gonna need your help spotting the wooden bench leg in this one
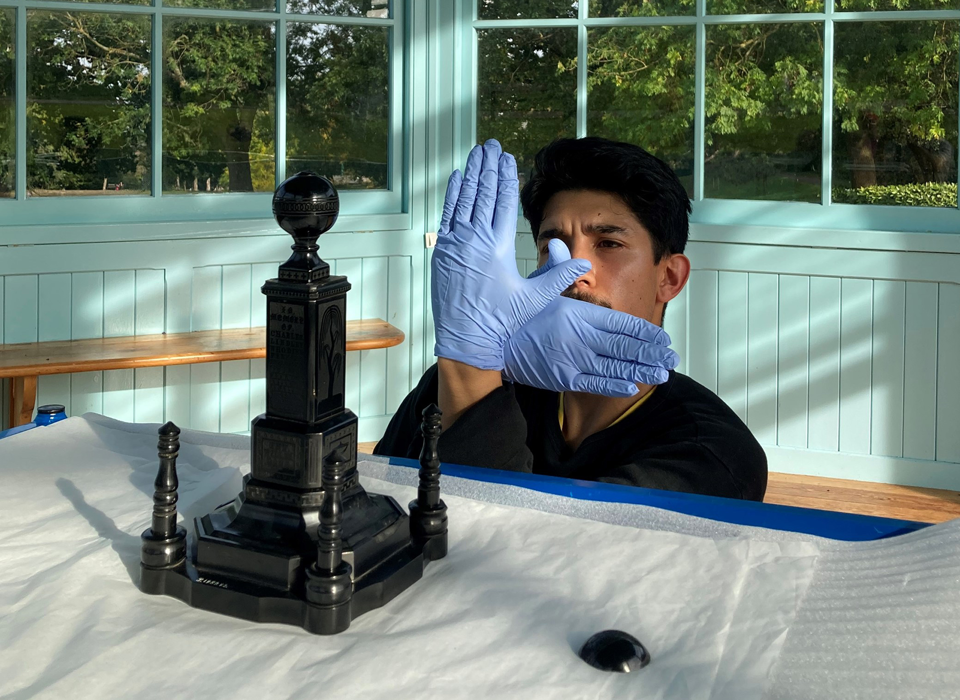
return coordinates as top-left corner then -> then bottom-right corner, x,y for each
10,376 -> 38,428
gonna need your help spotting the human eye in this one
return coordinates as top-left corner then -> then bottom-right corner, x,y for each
598,239 -> 623,249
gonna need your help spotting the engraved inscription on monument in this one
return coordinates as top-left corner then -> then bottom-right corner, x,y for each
267,302 -> 307,418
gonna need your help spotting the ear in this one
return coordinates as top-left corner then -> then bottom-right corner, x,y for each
656,254 -> 690,305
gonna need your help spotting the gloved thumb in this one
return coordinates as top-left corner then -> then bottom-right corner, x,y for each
526,257 -> 592,314
528,238 -> 571,279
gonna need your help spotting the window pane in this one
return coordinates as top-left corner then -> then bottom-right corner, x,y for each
833,21 -> 958,207
1,9 -> 13,198
287,24 -> 389,189
168,0 -> 275,13
708,0 -> 824,14
704,23 -> 822,202
838,0 -> 958,11
287,0 -> 391,17
587,26 -> 695,196
27,12 -> 151,197
478,0 -> 579,20
591,0 -> 694,17
163,19 -> 275,194
477,28 -> 577,185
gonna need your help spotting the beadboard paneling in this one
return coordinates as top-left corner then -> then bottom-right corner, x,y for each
0,236 -> 424,443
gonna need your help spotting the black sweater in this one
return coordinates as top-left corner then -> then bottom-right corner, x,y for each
375,364 -> 767,501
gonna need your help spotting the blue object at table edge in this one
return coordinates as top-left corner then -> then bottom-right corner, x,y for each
0,404 -> 67,440
385,455 -> 930,542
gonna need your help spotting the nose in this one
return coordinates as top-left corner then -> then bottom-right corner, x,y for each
567,238 -> 597,288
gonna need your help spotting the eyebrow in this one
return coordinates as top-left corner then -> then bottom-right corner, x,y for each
537,223 -> 629,241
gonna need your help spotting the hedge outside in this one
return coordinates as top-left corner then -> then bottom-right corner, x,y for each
833,183 -> 958,208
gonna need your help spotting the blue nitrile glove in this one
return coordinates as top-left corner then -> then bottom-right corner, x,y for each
431,140 -> 593,370
502,239 -> 680,396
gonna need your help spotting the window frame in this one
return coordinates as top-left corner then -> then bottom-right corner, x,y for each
464,0 -> 960,234
0,0 -> 407,237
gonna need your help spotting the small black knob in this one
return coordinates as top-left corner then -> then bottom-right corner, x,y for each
578,630 -> 650,673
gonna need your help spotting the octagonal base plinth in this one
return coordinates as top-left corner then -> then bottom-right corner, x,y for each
140,541 -> 427,635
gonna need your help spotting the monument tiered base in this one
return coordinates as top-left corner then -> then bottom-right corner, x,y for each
140,546 -> 428,635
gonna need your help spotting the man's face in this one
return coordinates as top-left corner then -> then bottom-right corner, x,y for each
536,189 -> 667,325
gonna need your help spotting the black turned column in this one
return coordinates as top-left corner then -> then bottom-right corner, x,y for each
304,449 -> 353,633
409,404 -> 448,560
140,422 -> 188,570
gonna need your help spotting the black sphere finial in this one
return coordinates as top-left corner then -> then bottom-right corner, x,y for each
272,171 -> 340,247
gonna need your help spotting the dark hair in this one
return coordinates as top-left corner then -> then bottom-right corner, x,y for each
520,137 -> 691,263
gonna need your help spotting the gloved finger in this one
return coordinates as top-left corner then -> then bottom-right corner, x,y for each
589,329 -> 679,366
593,356 -> 671,386
571,374 -> 639,398
454,144 -> 483,224
528,238 -> 570,279
526,258 -> 592,316
439,169 -> 462,237
492,150 -> 519,240
472,139 -> 502,230
577,303 -> 671,346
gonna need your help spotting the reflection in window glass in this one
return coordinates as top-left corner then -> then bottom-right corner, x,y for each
478,0 -> 578,20
705,23 -> 822,202
1,10 -> 13,198
287,0 -> 391,17
838,0 -> 958,11
833,21 -> 958,207
587,26 -> 695,196
27,12 -> 151,196
167,0 -> 275,13
477,28 -> 577,185
591,0 -> 694,17
163,19 -> 275,194
707,0 -> 823,14
287,24 -> 389,189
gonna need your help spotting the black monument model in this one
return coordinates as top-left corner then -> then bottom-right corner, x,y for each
139,172 -> 448,635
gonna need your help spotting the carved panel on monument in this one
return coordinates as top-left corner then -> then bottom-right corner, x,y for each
316,301 -> 346,419
255,431 -> 303,484
323,425 -> 357,473
267,302 -> 307,419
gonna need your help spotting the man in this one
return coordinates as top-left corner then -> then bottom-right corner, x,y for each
375,137 -> 767,501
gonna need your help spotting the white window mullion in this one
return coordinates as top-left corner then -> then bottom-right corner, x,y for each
821,0 -> 834,206
151,0 -> 162,198
693,0 -> 706,202
275,0 -> 287,188
14,4 -> 25,200
576,5 -> 586,139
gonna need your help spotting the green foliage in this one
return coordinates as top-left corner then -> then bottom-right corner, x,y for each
477,24 -> 578,182
0,9 -> 13,196
286,23 -> 390,188
833,182 -> 958,207
585,24 -> 696,184
25,12 -> 151,194
162,17 -> 275,192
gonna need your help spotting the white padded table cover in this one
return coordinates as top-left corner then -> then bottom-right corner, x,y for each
0,414 -> 958,700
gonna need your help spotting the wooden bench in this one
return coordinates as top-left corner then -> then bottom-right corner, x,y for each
1,319 -> 404,428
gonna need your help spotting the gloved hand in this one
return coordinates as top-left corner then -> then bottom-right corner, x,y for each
431,140 -> 592,370
502,239 -> 680,396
